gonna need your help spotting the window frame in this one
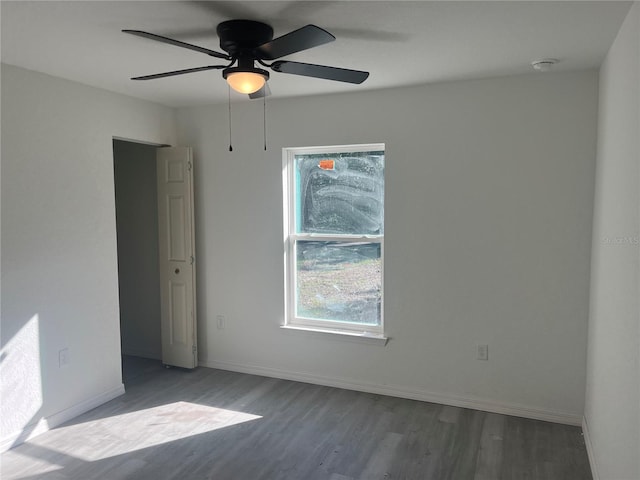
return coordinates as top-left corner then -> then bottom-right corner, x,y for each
283,144 -> 385,336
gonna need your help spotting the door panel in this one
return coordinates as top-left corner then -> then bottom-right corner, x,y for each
170,281 -> 187,344
168,195 -> 186,260
157,146 -> 197,368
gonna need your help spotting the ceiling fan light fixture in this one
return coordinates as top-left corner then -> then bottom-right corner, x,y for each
125,21 -> 369,100
223,67 -> 270,94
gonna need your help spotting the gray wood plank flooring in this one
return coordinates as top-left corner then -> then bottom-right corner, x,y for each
1,356 -> 592,480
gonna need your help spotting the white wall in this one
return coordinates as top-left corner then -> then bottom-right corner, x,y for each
113,140 -> 162,360
177,71 -> 598,424
0,65 -> 176,450
584,3 -> 640,480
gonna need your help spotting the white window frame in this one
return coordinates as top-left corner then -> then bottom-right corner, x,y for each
283,144 -> 385,337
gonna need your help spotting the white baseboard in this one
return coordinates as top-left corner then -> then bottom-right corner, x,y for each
1,383 -> 125,453
199,359 -> 582,426
582,416 -> 599,480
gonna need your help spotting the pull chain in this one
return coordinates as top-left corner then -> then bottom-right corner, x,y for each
228,84 -> 233,152
263,89 -> 267,151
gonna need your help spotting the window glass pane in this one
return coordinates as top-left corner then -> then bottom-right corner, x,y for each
296,241 -> 381,325
295,151 -> 384,235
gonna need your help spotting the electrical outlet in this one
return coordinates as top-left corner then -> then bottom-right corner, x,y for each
59,348 -> 69,367
477,344 -> 489,361
216,315 -> 226,330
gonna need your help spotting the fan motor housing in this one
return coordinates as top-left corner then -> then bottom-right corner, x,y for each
217,20 -> 274,55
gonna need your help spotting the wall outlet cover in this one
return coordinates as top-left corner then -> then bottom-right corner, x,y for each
477,344 -> 489,361
59,348 -> 70,367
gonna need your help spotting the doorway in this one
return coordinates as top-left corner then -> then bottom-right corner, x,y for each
113,139 -> 162,371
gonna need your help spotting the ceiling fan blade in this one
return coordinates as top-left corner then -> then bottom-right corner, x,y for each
131,65 -> 225,80
271,61 -> 369,84
123,30 -> 230,60
256,25 -> 334,60
248,83 -> 272,100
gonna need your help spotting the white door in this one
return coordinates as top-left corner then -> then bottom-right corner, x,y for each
156,146 -> 197,368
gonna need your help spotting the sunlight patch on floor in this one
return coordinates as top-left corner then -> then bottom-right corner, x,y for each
28,401 -> 262,462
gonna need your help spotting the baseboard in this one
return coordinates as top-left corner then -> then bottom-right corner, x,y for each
1,383 -> 125,453
199,359 -> 582,426
582,416 -> 599,480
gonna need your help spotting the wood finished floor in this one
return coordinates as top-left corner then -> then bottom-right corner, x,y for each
2,356 -> 592,480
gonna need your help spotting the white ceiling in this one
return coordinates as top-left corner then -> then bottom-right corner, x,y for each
1,1 -> 632,108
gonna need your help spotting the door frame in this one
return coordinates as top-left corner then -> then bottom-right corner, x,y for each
112,137 -> 173,375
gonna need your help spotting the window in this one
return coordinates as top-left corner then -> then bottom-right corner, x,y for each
283,144 -> 385,337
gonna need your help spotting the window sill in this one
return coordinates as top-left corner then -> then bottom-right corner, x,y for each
280,325 -> 389,346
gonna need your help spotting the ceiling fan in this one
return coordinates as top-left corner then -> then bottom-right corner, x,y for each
123,20 -> 370,98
